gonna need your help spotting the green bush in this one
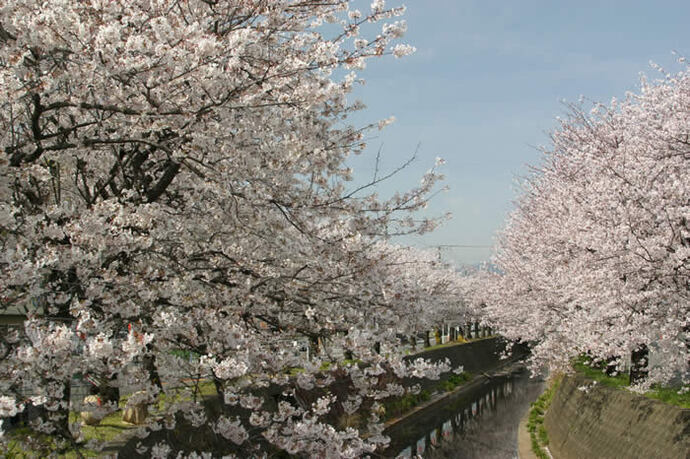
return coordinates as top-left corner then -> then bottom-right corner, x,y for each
384,389 -> 432,419
440,372 -> 472,392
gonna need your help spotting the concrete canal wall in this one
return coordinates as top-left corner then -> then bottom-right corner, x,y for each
404,337 -> 528,392
544,374 -> 690,459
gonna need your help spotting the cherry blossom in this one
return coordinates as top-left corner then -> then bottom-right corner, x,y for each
481,65 -> 690,387
0,1 -> 468,455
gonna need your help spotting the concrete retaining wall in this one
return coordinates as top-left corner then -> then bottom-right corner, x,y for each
403,337 -> 528,392
544,374 -> 690,459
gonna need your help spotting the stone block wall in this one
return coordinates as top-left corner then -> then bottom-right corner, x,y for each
544,374 -> 690,459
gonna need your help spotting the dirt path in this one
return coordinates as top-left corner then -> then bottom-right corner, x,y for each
517,411 -> 538,459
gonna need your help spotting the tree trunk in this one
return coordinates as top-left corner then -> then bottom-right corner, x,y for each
604,356 -> 619,377
98,373 -> 120,406
143,351 -> 163,390
629,344 -> 649,385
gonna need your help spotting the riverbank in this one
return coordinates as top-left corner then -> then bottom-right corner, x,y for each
382,337 -> 540,457
383,363 -> 544,458
383,336 -> 528,428
401,337 -> 529,394
384,358 -> 527,430
543,373 -> 690,458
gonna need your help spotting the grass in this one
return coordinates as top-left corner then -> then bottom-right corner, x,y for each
72,410 -> 132,444
527,374 -> 562,459
644,385 -> 690,409
159,378 -> 218,405
572,356 -> 690,409
3,427 -> 102,459
3,379 -> 221,458
4,404 -> 133,458
286,358 -> 363,376
572,357 -> 629,389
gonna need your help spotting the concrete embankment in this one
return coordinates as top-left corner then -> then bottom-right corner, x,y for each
544,374 -> 690,459
404,337 -> 528,393
384,337 -> 530,435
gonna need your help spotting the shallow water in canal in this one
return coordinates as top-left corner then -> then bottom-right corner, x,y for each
384,367 -> 545,458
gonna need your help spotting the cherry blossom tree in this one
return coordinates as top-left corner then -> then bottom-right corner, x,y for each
0,0 -> 467,456
482,65 -> 690,387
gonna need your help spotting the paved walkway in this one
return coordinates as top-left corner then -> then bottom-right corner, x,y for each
517,411 -> 538,459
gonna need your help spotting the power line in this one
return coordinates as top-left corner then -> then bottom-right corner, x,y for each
428,244 -> 493,249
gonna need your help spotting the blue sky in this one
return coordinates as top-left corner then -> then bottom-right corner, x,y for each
344,0 -> 690,267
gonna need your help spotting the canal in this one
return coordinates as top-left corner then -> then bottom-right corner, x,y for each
383,366 -> 545,458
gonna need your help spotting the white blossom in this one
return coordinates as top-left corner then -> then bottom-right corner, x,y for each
151,441 -> 172,459
392,44 -> 416,58
478,64 -> 690,385
0,0 -> 466,455
371,0 -> 386,14
212,358 -> 249,380
0,396 -> 22,418
213,416 -> 248,445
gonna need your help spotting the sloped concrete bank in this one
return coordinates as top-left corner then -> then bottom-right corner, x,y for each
544,374 -> 690,459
